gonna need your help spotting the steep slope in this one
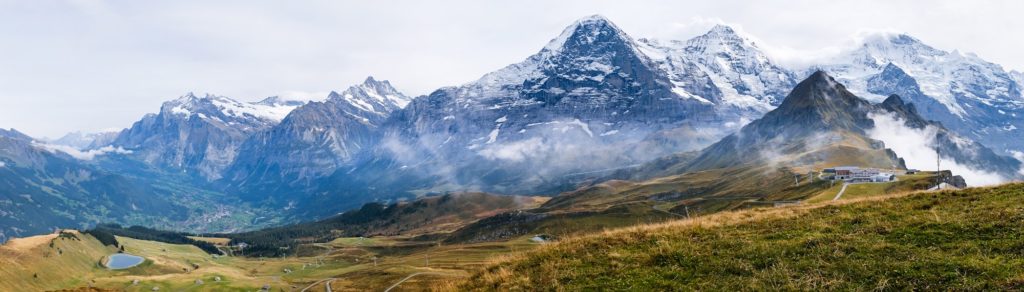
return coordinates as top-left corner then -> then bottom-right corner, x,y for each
1011,70 -> 1024,89
109,93 -> 303,180
0,130 -> 185,242
820,33 -> 1024,155
445,73 -> 901,243
458,183 -> 1024,290
677,71 -> 1018,183
0,231 -> 116,291
309,16 -> 737,214
685,71 -> 901,172
223,77 -> 411,202
537,71 -> 1019,228
220,192 -> 546,257
872,94 -> 1021,182
639,24 -> 797,113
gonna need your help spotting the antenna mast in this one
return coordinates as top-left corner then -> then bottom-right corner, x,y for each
936,146 -> 941,189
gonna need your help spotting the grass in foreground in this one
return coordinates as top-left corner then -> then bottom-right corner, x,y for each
458,183 -> 1024,291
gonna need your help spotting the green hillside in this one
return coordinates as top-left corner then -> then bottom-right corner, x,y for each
458,183 -> 1024,290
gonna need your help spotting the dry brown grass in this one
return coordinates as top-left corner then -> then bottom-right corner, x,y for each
451,183 -> 1017,290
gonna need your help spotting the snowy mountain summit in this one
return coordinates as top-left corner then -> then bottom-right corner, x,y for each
108,93 -> 304,179
821,32 -> 1024,154
222,77 -> 411,197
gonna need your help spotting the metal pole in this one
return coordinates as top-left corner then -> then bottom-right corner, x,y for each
936,146 -> 941,189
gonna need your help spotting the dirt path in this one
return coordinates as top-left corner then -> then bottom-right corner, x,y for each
832,182 -> 850,201
300,277 -> 336,292
384,272 -> 445,292
299,244 -> 337,292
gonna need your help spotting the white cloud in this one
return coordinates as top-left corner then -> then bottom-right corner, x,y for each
33,142 -> 132,161
867,112 -> 1007,186
478,137 -> 546,162
1010,151 -> 1024,176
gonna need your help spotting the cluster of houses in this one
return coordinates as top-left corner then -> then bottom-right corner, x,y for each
823,166 -> 896,183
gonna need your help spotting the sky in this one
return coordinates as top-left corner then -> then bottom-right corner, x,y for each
2,0 -> 1023,138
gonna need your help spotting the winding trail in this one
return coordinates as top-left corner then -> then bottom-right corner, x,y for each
299,278 -> 336,292
299,244 -> 338,292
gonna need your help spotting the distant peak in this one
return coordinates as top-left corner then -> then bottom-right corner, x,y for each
879,62 -> 909,75
880,94 -> 920,116
255,96 -> 307,107
327,91 -> 341,99
807,70 -> 834,82
578,14 -> 611,24
708,24 -> 737,35
686,23 -> 757,50
859,32 -> 931,50
543,14 -> 632,54
776,70 -> 853,108
358,76 -> 399,92
882,94 -> 906,106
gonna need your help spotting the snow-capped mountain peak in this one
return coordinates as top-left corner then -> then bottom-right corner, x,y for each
639,24 -> 795,110
465,14 -> 659,103
683,24 -> 767,60
255,96 -> 308,107
692,24 -> 751,47
541,14 -> 639,56
160,92 -> 300,123
819,31 -> 1024,155
327,76 -> 412,116
856,33 -> 942,57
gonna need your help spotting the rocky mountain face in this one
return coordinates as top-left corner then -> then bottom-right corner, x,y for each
684,71 -> 901,172
108,93 -> 303,180
306,16 -> 772,212
818,33 -> 1024,155
1011,70 -> 1024,89
222,77 -> 411,201
639,25 -> 796,114
682,71 -> 1021,184
0,128 -> 185,242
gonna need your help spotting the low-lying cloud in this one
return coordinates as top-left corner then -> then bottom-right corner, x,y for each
33,142 -> 132,160
867,112 -> 1007,186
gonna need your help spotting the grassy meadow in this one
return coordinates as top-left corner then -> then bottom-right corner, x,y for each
458,183 -> 1024,290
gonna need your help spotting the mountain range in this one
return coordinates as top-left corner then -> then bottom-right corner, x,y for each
2,15 -> 1023,239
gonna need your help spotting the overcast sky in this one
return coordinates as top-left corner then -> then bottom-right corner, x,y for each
2,0 -> 1022,138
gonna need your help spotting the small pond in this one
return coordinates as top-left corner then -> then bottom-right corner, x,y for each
106,253 -> 144,269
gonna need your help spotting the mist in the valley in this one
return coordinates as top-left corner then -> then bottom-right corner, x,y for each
32,142 -> 132,161
379,118 -> 735,193
867,112 -> 1008,186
